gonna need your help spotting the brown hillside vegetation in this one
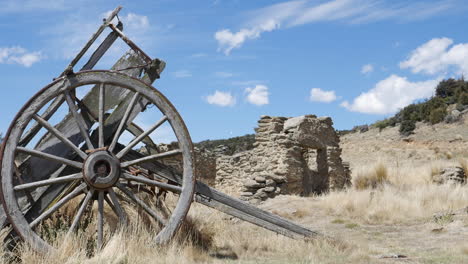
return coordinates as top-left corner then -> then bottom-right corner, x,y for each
1,116 -> 467,263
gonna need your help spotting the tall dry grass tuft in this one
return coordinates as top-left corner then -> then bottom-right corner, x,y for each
353,163 -> 389,190
459,158 -> 468,180
317,183 -> 468,224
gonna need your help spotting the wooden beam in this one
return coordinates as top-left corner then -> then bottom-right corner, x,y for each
121,148 -> 320,239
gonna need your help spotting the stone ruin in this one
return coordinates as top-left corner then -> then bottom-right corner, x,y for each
155,114 -> 351,204
215,115 -> 351,203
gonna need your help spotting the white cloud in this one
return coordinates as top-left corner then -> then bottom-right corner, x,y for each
245,85 -> 269,106
341,74 -> 440,114
400,37 -> 468,75
215,0 -> 455,54
215,20 -> 278,55
0,46 -> 43,67
309,88 -> 337,103
206,91 -> 236,107
361,64 -> 374,74
172,70 -> 192,78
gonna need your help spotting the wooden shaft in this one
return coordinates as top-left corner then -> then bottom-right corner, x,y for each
14,173 -> 82,191
61,6 -> 122,75
33,114 -> 87,159
108,188 -> 127,223
116,183 -> 167,225
109,92 -> 140,152
98,83 -> 105,148
81,22 -> 123,71
64,92 -> 95,150
16,147 -> 83,169
97,191 -> 104,250
29,184 -> 86,228
116,116 -> 167,159
20,20 -> 123,148
120,149 -> 181,168
19,95 -> 65,147
68,189 -> 94,235
122,173 -> 182,194
108,23 -> 152,63
121,148 -> 321,240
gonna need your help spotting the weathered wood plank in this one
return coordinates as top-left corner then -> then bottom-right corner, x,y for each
81,22 -> 123,71
18,22 -> 124,149
121,148 -> 320,239
61,6 -> 122,76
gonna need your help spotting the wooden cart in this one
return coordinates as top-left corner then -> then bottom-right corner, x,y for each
0,6 -> 320,254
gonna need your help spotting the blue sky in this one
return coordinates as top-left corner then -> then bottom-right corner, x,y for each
1,0 -> 468,143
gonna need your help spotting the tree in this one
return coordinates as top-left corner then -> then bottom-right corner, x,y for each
399,120 -> 416,136
0,133 -> 3,144
435,78 -> 461,98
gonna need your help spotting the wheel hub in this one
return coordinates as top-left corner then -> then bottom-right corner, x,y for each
83,150 -> 121,189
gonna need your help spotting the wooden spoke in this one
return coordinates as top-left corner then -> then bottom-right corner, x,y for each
19,95 -> 65,147
108,188 -> 127,223
16,147 -> 83,169
116,116 -> 168,159
29,184 -> 86,228
98,83 -> 105,148
104,195 -> 118,217
14,173 -> 82,191
97,191 -> 104,250
68,189 -> 95,235
64,91 -> 94,150
120,149 -> 181,168
122,173 -> 181,194
108,92 -> 140,152
33,114 -> 87,159
116,183 -> 167,226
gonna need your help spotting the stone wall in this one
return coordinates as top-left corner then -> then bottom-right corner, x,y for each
153,114 -> 351,203
214,115 -> 351,203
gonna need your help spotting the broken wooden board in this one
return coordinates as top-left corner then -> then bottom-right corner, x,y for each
120,147 -> 320,240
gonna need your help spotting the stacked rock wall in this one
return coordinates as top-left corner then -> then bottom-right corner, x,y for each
216,115 -> 351,203
152,114 -> 351,203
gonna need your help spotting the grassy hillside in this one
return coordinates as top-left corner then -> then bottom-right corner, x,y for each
372,77 -> 468,136
194,134 -> 255,155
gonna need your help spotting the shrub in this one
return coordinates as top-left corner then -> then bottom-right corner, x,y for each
373,118 -> 397,131
429,107 -> 447,124
399,120 -> 416,136
354,163 -> 389,190
435,78 -> 460,98
459,159 -> 468,180
458,92 -> 468,106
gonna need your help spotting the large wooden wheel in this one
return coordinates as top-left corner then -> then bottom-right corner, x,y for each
0,70 -> 195,253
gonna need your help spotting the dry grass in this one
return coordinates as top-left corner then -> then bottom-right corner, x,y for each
318,161 -> 468,224
353,163 -> 389,190
0,203 -> 372,264
1,161 -> 467,263
459,158 -> 468,179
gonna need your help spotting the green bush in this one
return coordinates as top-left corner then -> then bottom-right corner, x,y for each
399,120 -> 416,136
373,118 -> 397,131
429,107 -> 447,124
435,78 -> 461,98
371,76 -> 467,135
458,92 -> 468,106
